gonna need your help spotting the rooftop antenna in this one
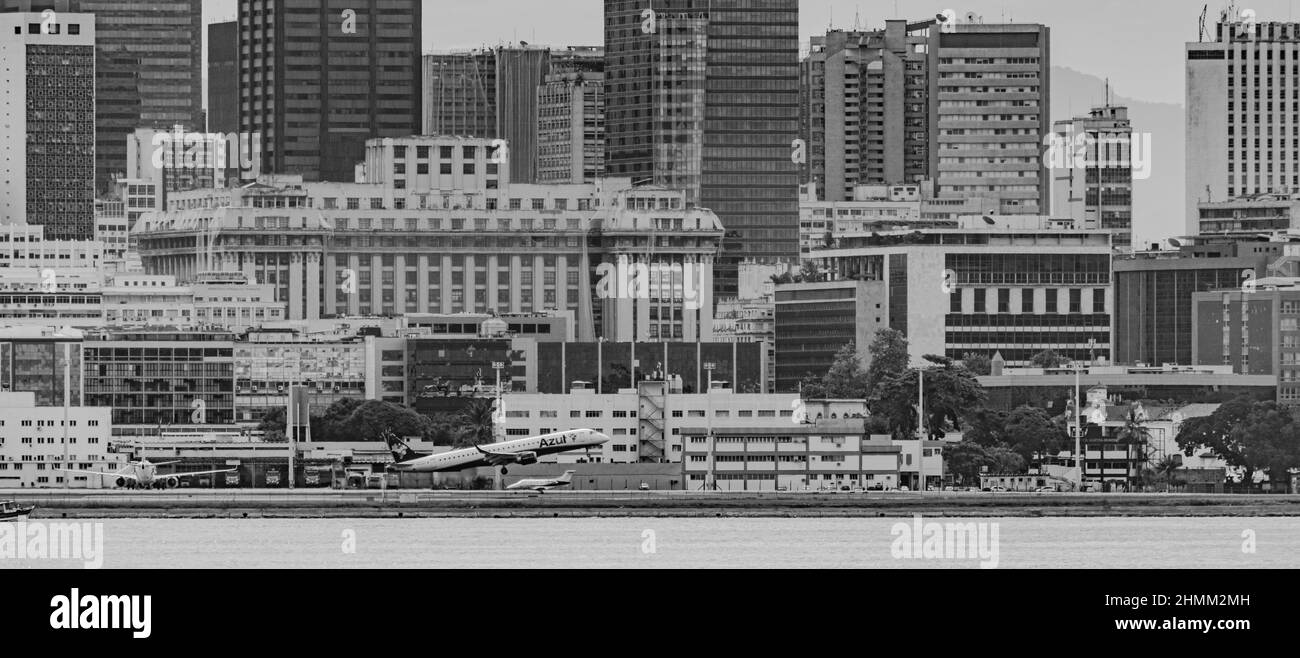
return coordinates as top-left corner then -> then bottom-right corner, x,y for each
854,5 -> 860,31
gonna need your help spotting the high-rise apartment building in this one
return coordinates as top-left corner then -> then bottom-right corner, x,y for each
802,22 -> 934,201
239,0 -> 422,183
0,12 -> 96,239
933,20 -> 1050,215
2,1 -> 203,196
605,0 -> 801,299
1186,15 -> 1300,236
1052,105 -> 1136,249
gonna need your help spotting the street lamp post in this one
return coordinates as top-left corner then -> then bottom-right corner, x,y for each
1071,361 -> 1084,491
704,361 -> 716,491
492,361 -> 505,442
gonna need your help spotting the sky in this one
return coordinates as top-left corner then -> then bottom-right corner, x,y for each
199,0 -> 1300,243
201,0 -> 1300,106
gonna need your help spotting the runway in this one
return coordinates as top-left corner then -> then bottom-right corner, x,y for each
5,488 -> 1299,518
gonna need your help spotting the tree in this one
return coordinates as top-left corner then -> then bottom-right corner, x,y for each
818,342 -> 869,399
797,373 -> 828,400
1175,397 -> 1300,488
455,398 -> 498,448
1030,349 -> 1067,368
944,441 -> 990,485
1003,405 -> 1068,465
864,328 -> 909,391
985,446 -> 1027,475
962,408 -> 1008,447
870,355 -> 987,440
961,352 -> 993,376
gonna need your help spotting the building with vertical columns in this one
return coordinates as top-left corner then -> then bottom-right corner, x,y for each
133,136 -> 722,343
537,49 -> 605,184
422,50 -> 498,138
0,12 -> 96,238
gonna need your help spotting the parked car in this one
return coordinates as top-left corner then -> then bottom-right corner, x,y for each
990,486 -> 1008,492
899,485 -> 911,492
1034,486 -> 1055,493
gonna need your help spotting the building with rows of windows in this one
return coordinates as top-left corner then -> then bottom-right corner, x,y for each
134,135 -> 723,343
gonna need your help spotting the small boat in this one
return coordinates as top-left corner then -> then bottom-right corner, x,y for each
0,500 -> 35,521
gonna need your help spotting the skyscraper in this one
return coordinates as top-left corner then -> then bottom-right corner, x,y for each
0,12 -> 96,239
1052,105 -> 1136,249
604,0 -> 801,299
932,20 -> 1050,215
802,22 -> 934,201
537,47 -> 605,184
423,49 -> 498,138
1186,14 -> 1300,236
1,0 -> 203,196
240,0 -> 422,183
207,21 -> 238,136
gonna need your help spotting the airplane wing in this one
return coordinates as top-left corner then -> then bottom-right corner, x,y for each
165,468 -> 237,479
475,445 -> 523,466
53,468 -> 136,483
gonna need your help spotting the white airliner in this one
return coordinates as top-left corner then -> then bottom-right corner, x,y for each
387,429 -> 608,475
506,470 -> 576,493
56,459 -> 236,490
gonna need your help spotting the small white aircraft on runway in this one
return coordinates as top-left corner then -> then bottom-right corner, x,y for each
56,459 -> 235,490
506,470 -> 575,493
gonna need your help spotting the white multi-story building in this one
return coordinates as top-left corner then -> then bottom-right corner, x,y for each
1186,14 -> 1300,235
0,392 -> 117,489
811,215 -> 1114,366
134,136 -> 723,342
0,224 -> 104,271
800,184 -> 924,257
500,386 -> 811,464
1052,105 -> 1135,249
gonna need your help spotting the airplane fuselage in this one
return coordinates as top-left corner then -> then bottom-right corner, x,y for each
390,430 -> 607,473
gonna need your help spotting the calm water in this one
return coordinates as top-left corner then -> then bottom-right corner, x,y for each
2,517 -> 1296,569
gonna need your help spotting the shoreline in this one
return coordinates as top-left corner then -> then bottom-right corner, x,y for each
8,490 -> 1300,519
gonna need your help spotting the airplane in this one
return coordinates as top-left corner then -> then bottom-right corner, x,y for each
386,429 -> 609,475
506,470 -> 575,493
56,459 -> 236,490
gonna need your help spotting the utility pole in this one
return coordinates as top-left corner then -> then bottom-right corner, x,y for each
915,365 -> 926,492
704,361 -> 716,491
62,340 -> 71,490
1074,363 -> 1084,491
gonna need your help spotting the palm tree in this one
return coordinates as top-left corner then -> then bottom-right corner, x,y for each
1154,455 -> 1183,491
1117,403 -> 1153,490
455,398 -> 497,448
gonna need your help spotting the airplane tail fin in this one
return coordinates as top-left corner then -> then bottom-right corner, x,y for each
383,430 -> 428,464
559,470 -> 575,483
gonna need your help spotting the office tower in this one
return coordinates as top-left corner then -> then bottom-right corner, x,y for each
240,0 -> 422,183
1187,14 -> 1300,236
2,1 -> 203,196
604,0 -> 801,299
207,21 -> 238,136
423,49 -> 498,137
538,47 -> 605,184
1052,105 -> 1136,249
933,20 -> 1051,215
0,12 -> 96,239
802,21 -> 934,201
496,47 -> 552,184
